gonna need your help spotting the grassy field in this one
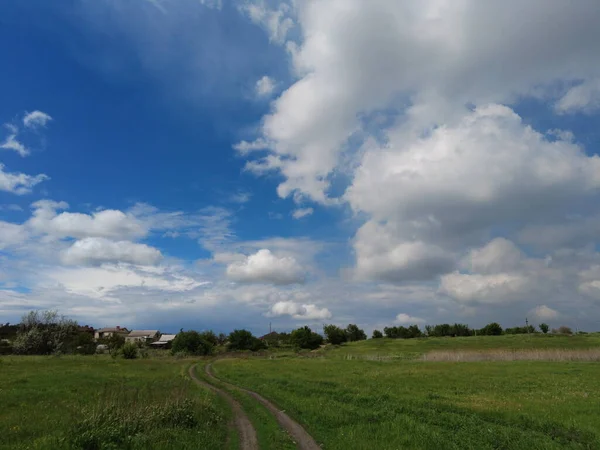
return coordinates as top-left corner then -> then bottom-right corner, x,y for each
0,356 -> 227,450
213,334 -> 600,449
3,334 -> 599,450
317,333 -> 600,360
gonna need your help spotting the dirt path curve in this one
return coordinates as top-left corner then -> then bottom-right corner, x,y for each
205,363 -> 321,450
189,365 -> 258,450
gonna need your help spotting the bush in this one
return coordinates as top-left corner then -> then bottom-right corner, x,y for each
121,342 -> 138,359
171,330 -> 215,356
345,324 -> 367,342
539,323 -> 549,334
372,330 -> 383,339
227,329 -> 266,352
290,326 -> 323,350
557,326 -> 573,335
323,324 -> 347,345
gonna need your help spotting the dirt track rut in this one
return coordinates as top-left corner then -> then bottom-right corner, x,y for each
189,365 -> 258,450
205,363 -> 321,450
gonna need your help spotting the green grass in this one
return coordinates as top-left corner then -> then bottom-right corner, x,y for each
213,354 -> 600,449
193,365 -> 296,450
318,333 -> 600,360
0,356 -> 227,450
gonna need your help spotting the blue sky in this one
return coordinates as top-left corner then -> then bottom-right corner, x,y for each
2,0 -> 600,334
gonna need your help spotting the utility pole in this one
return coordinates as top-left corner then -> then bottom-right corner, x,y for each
525,317 -> 530,335
269,322 -> 272,334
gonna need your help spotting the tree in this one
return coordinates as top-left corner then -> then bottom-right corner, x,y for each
479,322 -> 503,336
227,329 -> 266,352
12,310 -> 79,355
372,330 -> 383,339
539,323 -> 549,334
345,324 -> 367,342
217,333 -> 228,345
323,324 -> 347,345
104,333 -> 126,355
290,326 -> 324,350
171,330 -> 214,355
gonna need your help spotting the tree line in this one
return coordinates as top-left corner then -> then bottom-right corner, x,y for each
1,309 -> 580,357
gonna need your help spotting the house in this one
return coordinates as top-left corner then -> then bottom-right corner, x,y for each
94,326 -> 130,340
150,334 -> 177,349
126,330 -> 160,343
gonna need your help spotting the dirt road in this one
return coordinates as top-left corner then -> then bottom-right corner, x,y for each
188,365 -> 259,450
205,363 -> 321,450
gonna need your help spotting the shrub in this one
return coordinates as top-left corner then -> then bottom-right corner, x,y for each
121,342 -> 138,359
539,323 -> 549,334
345,324 -> 367,342
290,326 -> 324,350
171,330 -> 215,356
323,324 -> 347,345
557,326 -> 573,335
227,329 -> 265,352
372,330 -> 383,339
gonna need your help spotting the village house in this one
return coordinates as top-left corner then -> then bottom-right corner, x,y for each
126,330 -> 160,343
150,334 -> 177,349
94,326 -> 130,340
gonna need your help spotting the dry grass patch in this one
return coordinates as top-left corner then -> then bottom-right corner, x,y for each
421,348 -> 600,362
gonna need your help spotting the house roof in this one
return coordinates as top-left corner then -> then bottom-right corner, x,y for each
97,327 -> 129,333
128,330 -> 159,338
157,334 -> 176,342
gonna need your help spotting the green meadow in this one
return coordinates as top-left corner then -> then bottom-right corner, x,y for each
0,356 -> 227,450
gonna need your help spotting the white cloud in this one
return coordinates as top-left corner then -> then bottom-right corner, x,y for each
440,272 -> 530,305
226,248 -> 305,284
353,221 -> 454,282
198,0 -> 222,10
229,191 -> 252,204
267,300 -> 332,320
463,238 -> 524,274
0,221 -> 29,250
241,1 -> 600,204
530,305 -> 560,321
28,201 -> 147,240
23,110 -> 53,129
255,75 -> 276,97
395,313 -> 425,325
0,163 -> 48,195
555,79 -> 600,114
239,0 -> 294,44
43,263 -> 207,301
0,133 -> 29,157
61,238 -> 163,266
233,138 -> 270,154
292,207 -> 313,219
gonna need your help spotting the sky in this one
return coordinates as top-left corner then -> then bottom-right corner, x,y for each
1,0 -> 600,334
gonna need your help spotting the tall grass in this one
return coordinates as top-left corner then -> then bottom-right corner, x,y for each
422,348 -> 600,362
67,380 -> 220,449
0,357 -> 227,450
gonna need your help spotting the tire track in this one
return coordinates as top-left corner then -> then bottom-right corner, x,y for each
189,364 -> 258,450
205,363 -> 321,450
